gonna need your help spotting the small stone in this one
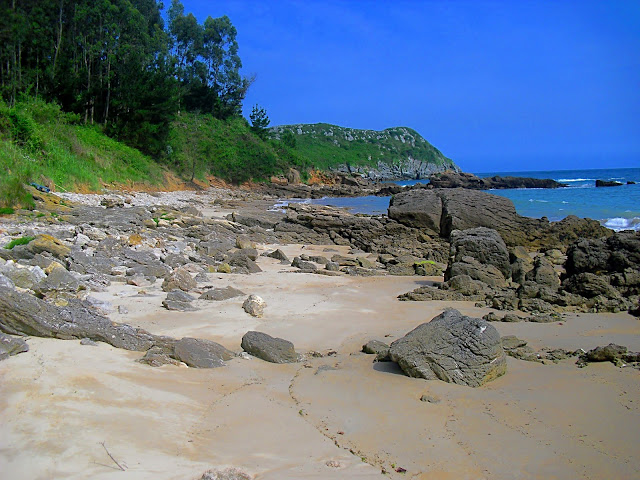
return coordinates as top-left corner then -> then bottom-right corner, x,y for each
243,294 -> 266,317
420,394 -> 441,404
80,338 -> 98,346
217,263 -> 232,274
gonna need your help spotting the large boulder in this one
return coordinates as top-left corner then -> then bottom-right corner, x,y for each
447,227 -> 510,279
173,337 -> 235,368
389,309 -> 507,387
388,189 -> 442,235
241,331 -> 298,364
565,231 -> 640,276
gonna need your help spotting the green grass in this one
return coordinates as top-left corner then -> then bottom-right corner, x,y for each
0,207 -> 15,215
0,97 -> 167,206
167,113 -> 310,183
4,236 -> 34,249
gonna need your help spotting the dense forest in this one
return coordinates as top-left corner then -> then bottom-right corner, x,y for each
0,0 -> 250,156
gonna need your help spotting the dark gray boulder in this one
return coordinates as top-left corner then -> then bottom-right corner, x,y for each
446,256 -> 507,288
0,332 -> 29,360
447,227 -> 510,279
35,265 -> 83,295
241,331 -> 298,364
388,309 -> 507,387
174,337 -> 235,368
199,286 -> 245,301
388,189 -> 442,235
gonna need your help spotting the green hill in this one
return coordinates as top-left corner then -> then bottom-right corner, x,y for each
271,123 -> 460,180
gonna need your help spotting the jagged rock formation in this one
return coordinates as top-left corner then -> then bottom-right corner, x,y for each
270,123 -> 460,180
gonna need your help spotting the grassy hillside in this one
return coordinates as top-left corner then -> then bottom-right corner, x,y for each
270,123 -> 458,173
166,113 -> 309,184
0,98 -> 167,207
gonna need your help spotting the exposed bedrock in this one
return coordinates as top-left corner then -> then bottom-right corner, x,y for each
388,188 -> 611,248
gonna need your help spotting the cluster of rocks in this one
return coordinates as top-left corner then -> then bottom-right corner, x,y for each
399,225 -> 639,315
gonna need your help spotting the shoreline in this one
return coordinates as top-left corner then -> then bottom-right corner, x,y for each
1,184 -> 639,479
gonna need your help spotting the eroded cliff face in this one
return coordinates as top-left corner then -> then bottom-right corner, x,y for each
270,123 -> 461,180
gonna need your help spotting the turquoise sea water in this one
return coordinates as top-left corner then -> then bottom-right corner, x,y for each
292,167 -> 640,231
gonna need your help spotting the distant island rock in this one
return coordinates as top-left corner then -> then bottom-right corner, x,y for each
428,171 -> 567,189
270,123 -> 460,181
595,179 -> 623,187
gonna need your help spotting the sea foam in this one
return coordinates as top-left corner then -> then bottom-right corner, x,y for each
604,217 -> 640,231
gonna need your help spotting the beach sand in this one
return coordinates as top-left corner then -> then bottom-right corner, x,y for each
1,244 -> 639,479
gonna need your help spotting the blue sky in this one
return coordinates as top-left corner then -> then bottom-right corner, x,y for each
179,0 -> 639,173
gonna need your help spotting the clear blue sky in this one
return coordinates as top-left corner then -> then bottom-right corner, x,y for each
179,0 -> 639,173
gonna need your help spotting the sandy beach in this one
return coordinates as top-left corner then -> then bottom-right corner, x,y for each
2,233 -> 639,480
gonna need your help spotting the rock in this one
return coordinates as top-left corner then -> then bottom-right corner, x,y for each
325,262 -> 340,272
388,189 -> 442,235
1,264 -> 43,290
330,254 -> 358,266
228,253 -> 262,274
161,266 -> 196,292
501,335 -> 528,350
162,290 -> 197,311
414,260 -> 442,276
198,468 -> 252,480
446,274 -> 490,296
101,196 -> 125,207
583,344 -> 627,364
447,227 -> 511,279
27,234 -> 71,260
236,248 -> 259,261
292,256 -> 317,271
80,338 -> 98,346
35,265 -> 82,295
388,309 -> 507,387
137,346 -> 181,367
235,236 -> 256,250
199,286 -> 245,301
173,337 -> 234,368
428,171 -> 566,190
0,285 -> 173,351
243,294 -> 266,317
0,273 -> 15,289
525,256 -> 559,288
420,394 -> 441,404
362,339 -> 390,361
241,331 -> 298,363
0,332 -> 29,360
446,256 -> 507,288
217,263 -> 232,273
309,255 -> 329,264
265,248 -> 290,263
287,168 -> 302,184
562,272 -> 620,299
595,179 -> 623,187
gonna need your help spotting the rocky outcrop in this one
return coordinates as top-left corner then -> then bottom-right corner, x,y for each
428,171 -> 566,189
388,309 -> 506,387
0,285 -> 174,352
446,228 -> 511,279
595,180 -> 623,187
388,188 -> 611,249
241,331 -> 298,364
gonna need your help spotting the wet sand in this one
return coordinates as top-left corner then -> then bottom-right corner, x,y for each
1,244 -> 639,479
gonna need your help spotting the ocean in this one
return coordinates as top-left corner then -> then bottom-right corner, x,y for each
292,167 -> 640,232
